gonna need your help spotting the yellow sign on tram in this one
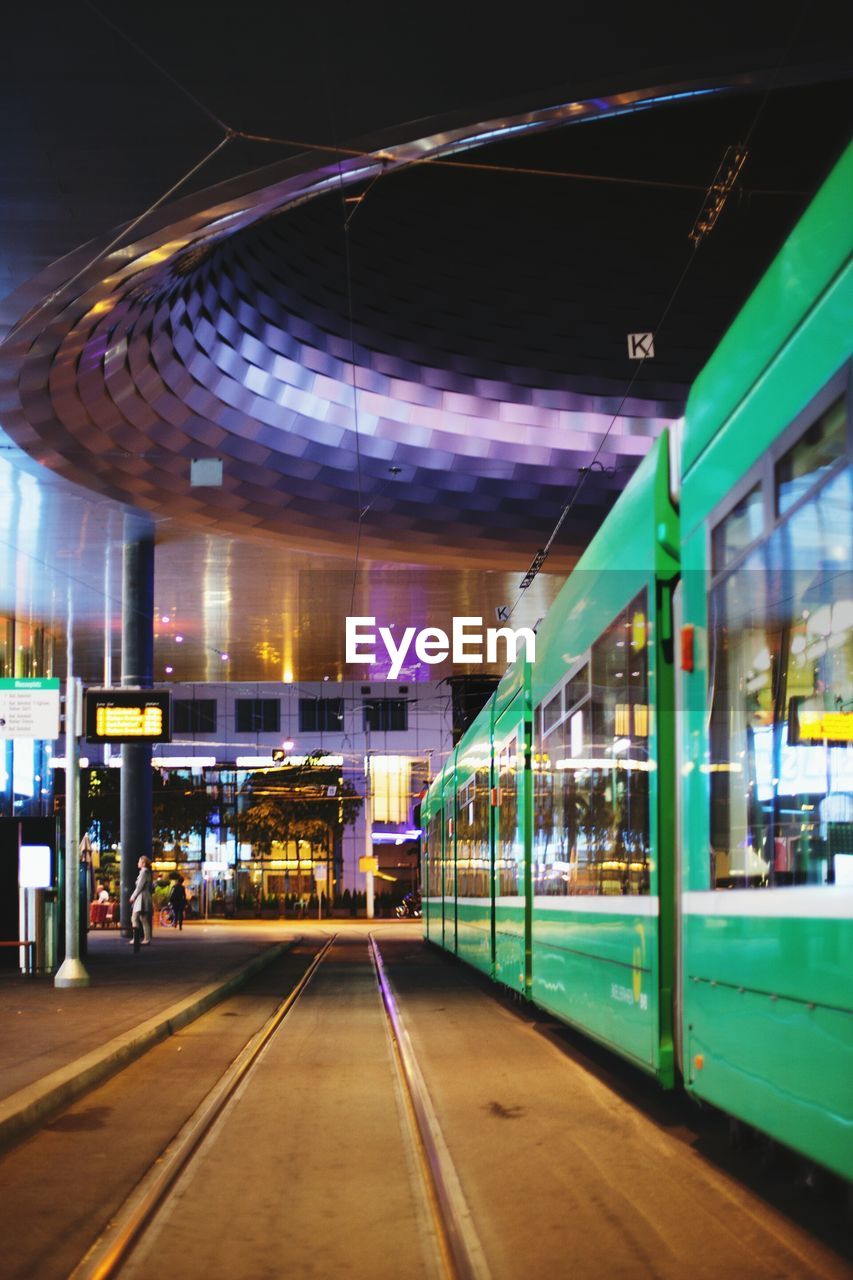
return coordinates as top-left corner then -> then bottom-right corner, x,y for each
798,711 -> 853,745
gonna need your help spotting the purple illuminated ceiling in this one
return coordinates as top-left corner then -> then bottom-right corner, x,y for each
0,82 -> 742,572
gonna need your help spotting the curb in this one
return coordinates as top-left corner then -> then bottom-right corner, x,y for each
0,940 -> 290,1153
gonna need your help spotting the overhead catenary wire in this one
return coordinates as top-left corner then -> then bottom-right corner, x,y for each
229,127 -> 803,196
505,35 -> 806,617
6,135 -> 233,342
83,0 -> 229,132
504,250 -> 697,619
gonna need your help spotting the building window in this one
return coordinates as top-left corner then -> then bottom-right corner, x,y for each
172,700 -> 217,733
711,483 -> 764,572
364,698 -> 408,732
369,755 -> 411,822
299,698 -> 344,733
235,699 -> 281,733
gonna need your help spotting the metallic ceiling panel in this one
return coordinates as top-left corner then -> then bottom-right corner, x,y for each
5,80 -> 758,574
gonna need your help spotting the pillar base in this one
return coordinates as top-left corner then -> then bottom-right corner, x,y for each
54,958 -> 90,988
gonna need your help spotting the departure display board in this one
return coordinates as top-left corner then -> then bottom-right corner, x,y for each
85,689 -> 171,743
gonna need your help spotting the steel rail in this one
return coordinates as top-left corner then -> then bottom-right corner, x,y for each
69,933 -> 337,1280
369,933 -> 492,1280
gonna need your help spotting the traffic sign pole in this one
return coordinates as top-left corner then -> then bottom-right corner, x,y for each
55,676 -> 89,988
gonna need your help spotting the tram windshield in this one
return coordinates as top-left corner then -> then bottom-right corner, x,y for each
709,403 -> 853,890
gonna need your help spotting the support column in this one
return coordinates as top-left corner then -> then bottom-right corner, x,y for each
55,675 -> 89,987
120,519 -> 154,935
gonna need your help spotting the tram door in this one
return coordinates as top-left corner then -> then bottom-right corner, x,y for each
424,791 -> 443,947
493,696 -> 531,994
444,751 -> 458,953
671,579 -> 685,1080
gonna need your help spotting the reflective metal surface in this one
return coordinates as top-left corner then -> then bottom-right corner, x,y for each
0,426 -> 558,683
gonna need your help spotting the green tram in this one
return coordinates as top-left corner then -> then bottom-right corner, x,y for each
422,141 -> 852,1181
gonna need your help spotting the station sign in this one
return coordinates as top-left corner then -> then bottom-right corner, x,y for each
0,678 -> 61,740
359,856 -> 378,874
85,688 -> 172,743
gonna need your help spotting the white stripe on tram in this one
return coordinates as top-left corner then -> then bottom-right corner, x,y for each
682,888 -> 853,920
533,895 -> 660,916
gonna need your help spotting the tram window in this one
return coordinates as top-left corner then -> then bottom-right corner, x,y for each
565,663 -> 589,713
776,397 -> 846,516
456,769 -> 490,897
533,593 -> 650,896
543,691 -> 562,735
712,484 -> 764,572
426,807 -> 443,899
708,464 -> 853,889
497,739 -> 519,895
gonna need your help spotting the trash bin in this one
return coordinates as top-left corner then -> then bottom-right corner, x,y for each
34,888 -> 58,974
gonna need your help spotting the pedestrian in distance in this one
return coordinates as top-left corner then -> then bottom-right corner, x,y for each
169,874 -> 187,930
129,856 -> 154,950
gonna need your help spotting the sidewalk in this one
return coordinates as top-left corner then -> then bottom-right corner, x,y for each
0,921 -> 293,1147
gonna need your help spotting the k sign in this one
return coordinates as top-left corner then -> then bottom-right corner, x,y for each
627,332 -> 655,359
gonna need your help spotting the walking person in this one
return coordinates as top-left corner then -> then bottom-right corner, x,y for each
169,874 -> 187,930
129,856 -> 154,950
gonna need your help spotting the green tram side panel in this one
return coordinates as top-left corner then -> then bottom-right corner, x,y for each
529,433 -> 678,1081
533,904 -> 659,1070
455,703 -> 494,978
684,914 -> 852,1182
494,676 -> 531,996
682,141 -> 853,486
678,146 -> 853,1178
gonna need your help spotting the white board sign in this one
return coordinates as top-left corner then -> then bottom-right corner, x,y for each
0,678 -> 61,740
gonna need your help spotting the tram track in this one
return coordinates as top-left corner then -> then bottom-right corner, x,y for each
369,934 -> 490,1280
69,934 -> 337,1280
66,932 -> 490,1280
